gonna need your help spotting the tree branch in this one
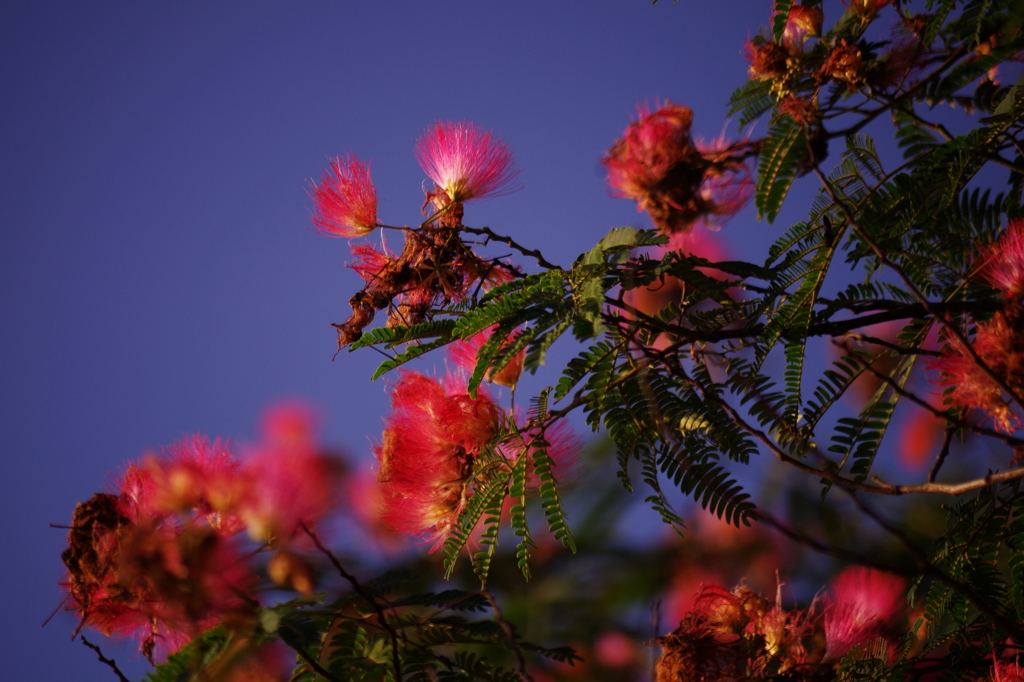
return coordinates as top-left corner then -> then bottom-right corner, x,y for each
462,226 -> 562,270
300,523 -> 403,682
80,636 -> 131,682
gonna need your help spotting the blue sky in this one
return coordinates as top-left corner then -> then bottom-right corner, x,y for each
0,1 -> 815,678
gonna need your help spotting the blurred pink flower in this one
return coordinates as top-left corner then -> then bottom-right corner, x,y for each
602,102 -> 752,235
240,403 -> 341,546
992,657 -> 1024,682
895,399 -> 947,471
63,492 -> 256,663
310,153 -> 378,237
930,313 -> 1023,434
415,120 -> 520,206
123,436 -> 246,535
782,5 -> 823,49
823,567 -> 905,660
594,630 -> 637,668
979,219 -> 1024,301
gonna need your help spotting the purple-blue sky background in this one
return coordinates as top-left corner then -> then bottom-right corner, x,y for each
0,1 -> 894,678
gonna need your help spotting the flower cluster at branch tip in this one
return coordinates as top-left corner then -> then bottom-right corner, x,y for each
602,102 -> 753,236
930,220 -> 1024,433
416,120 -> 520,215
655,568 -> 906,681
375,370 -> 580,551
310,153 -> 378,237
61,406 -> 341,662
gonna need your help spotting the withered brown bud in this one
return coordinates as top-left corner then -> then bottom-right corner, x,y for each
818,39 -> 865,89
779,96 -> 820,125
749,42 -> 790,81
901,13 -> 931,39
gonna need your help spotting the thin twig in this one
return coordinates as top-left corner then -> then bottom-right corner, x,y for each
461,226 -> 562,270
300,523 -> 403,682
755,510 -> 915,576
644,345 -> 1024,496
482,589 -> 534,682
813,166 -> 1024,412
836,339 -> 1024,448
604,294 -> 1001,344
928,416 -> 960,483
845,490 -> 1024,642
80,636 -> 131,682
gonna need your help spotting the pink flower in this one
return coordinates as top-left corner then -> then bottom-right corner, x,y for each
375,371 -> 502,550
782,5 -> 823,49
602,102 -> 753,235
823,567 -> 905,660
123,436 -> 246,535
310,153 -> 378,237
63,491 -> 257,663
349,240 -> 394,283
930,313 -> 1024,433
979,219 -> 1024,301
991,657 -> 1024,682
239,403 -> 341,546
415,120 -> 520,206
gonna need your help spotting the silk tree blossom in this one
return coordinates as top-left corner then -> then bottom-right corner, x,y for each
375,370 -> 502,550
374,370 -> 581,551
310,153 -> 378,237
496,418 -> 582,492
239,403 -> 342,546
415,120 -> 520,208
979,219 -> 1024,301
61,410 -> 342,662
930,312 -> 1024,433
126,436 -> 247,535
602,102 -> 753,236
927,221 -> 1024,433
62,441 -> 259,663
782,5 -> 823,50
823,567 -> 905,660
991,657 -> 1024,682
655,583 -> 816,680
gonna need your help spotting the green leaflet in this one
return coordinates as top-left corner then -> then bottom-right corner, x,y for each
756,118 -> 807,223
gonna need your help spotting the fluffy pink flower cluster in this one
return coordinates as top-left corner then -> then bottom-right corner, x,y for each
416,120 -> 520,210
602,102 -> 753,236
375,368 -> 579,551
655,567 -> 906,681
931,220 -> 1024,433
310,120 -> 519,238
991,658 -> 1024,682
310,153 -> 378,238
61,406 -> 340,662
